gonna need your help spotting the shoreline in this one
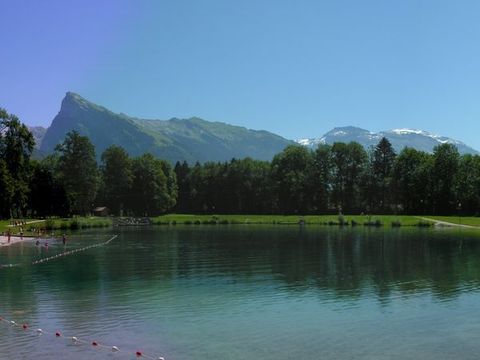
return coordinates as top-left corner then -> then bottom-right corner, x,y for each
0,235 -> 37,247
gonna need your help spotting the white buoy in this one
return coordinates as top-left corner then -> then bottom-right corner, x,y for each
36,328 -> 43,334
71,336 -> 78,342
10,320 -> 16,325
112,346 -> 120,352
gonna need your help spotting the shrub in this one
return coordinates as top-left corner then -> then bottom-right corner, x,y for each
391,220 -> 402,227
338,214 -> 348,226
69,219 -> 80,230
219,219 -> 229,225
364,219 -> 383,227
184,220 -> 193,225
45,219 -> 55,230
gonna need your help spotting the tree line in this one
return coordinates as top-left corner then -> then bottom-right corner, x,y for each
175,138 -> 477,216
1,107 -> 480,217
1,108 -> 176,218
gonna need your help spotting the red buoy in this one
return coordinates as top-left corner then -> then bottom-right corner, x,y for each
55,331 -> 61,337
92,341 -> 98,346
136,351 -> 143,357
22,324 -> 28,330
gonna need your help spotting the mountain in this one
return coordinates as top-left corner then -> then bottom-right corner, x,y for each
40,92 -> 293,163
297,126 -> 478,154
28,126 -> 47,149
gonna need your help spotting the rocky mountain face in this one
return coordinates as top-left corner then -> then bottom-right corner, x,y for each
39,92 -> 293,163
297,126 -> 478,154
34,93 -> 477,161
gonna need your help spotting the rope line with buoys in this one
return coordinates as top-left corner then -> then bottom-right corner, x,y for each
0,235 -> 118,269
0,315 -> 165,359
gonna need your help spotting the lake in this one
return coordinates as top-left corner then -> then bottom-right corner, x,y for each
1,226 -> 480,359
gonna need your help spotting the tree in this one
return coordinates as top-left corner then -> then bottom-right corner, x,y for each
55,131 -> 98,215
432,144 -> 459,214
311,144 -> 333,213
455,154 -> 480,215
129,154 -> 177,216
174,161 -> 191,213
370,137 -> 396,212
392,148 -> 432,214
0,160 -> 14,218
0,108 -> 35,216
331,142 -> 367,213
271,145 -> 313,214
29,158 -> 69,217
100,145 -> 133,215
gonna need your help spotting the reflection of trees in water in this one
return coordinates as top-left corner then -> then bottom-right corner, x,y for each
2,227 -> 480,313
140,227 -> 480,301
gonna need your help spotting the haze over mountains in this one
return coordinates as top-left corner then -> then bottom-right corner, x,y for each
30,92 -> 478,162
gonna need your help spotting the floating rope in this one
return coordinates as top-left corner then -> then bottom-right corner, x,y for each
31,234 -> 118,265
0,315 -> 165,359
0,235 -> 118,269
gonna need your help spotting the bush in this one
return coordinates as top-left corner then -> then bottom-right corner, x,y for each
391,220 -> 402,227
45,219 -> 55,230
69,219 -> 80,230
351,219 -> 358,226
194,220 -> 201,225
171,220 -> 177,225
219,219 -> 229,225
364,219 -> 383,227
338,214 -> 348,226
184,220 -> 193,225
417,221 -> 433,227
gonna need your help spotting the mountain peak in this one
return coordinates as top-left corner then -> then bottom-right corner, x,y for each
296,126 -> 478,154
60,92 -> 110,116
325,126 -> 371,137
40,93 -> 292,162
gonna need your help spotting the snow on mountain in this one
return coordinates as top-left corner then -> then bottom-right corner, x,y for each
296,126 -> 478,154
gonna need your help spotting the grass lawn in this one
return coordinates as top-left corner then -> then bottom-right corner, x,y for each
151,214 -> 430,227
4,215 -> 480,232
0,220 -> 10,233
425,216 -> 480,227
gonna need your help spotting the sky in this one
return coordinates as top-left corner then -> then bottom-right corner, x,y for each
1,0 -> 480,148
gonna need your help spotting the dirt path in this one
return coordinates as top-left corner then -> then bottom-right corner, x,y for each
417,217 -> 478,229
7,219 -> 45,227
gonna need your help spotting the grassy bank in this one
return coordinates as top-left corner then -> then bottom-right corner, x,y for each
0,217 -> 112,235
4,215 -> 480,233
151,214 -> 433,227
425,216 -> 480,227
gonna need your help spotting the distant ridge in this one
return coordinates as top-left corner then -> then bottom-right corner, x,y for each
34,93 -> 477,161
39,92 -> 293,163
28,126 -> 47,149
297,126 -> 478,154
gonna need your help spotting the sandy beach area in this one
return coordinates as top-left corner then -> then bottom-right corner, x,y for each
0,235 -> 36,247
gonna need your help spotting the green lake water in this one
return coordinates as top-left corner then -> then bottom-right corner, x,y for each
1,226 -> 480,359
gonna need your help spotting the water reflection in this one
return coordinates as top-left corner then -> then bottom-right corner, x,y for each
2,227 -> 480,303
1,226 -> 480,360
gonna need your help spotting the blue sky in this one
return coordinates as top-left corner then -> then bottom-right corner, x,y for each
1,0 -> 480,148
